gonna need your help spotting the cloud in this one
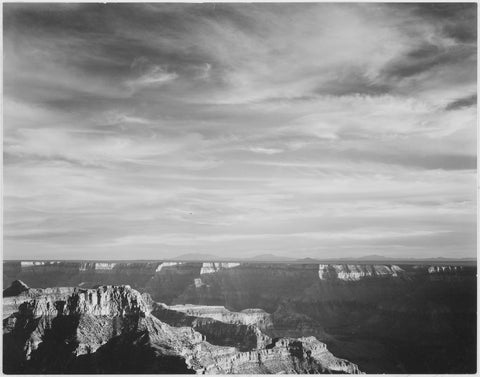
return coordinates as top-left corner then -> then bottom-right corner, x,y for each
445,94 -> 477,111
127,59 -> 178,90
248,147 -> 284,155
3,3 -> 477,259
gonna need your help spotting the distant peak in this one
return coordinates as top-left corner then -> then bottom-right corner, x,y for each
357,254 -> 391,260
248,254 -> 294,261
173,253 -> 221,261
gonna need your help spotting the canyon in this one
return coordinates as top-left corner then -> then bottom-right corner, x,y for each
3,260 -> 476,374
3,282 -> 360,374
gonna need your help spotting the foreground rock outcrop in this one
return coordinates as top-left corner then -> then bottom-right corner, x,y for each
3,280 -> 30,297
3,282 -> 362,374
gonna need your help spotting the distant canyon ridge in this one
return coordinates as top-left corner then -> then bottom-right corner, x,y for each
3,260 -> 476,374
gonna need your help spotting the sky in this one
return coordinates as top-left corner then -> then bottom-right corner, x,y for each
3,3 -> 477,260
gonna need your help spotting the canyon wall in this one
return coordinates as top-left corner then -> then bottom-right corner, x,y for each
3,283 -> 361,374
3,260 -> 476,373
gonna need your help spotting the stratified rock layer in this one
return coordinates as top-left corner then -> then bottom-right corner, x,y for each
3,283 -> 362,374
167,304 -> 272,327
318,264 -> 405,281
200,263 -> 241,275
3,261 -> 476,374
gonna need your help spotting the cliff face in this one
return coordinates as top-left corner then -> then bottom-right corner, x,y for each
5,261 -> 472,305
167,304 -> 272,327
3,261 -> 476,374
3,285 -> 77,319
3,282 -> 362,374
200,336 -> 361,375
8,285 -> 149,318
3,279 -> 29,297
318,264 -> 404,281
200,262 -> 241,275
168,263 -> 476,374
151,302 -> 272,351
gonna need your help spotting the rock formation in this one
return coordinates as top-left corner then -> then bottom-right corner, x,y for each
151,302 -> 272,351
167,304 -> 272,327
200,262 -> 241,275
318,264 -> 404,281
3,282 -> 362,374
427,265 -> 462,273
3,279 -> 29,297
3,261 -> 476,374
156,262 -> 184,273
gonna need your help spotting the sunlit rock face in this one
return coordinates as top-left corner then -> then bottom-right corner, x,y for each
194,278 -> 205,288
94,263 -> 117,270
201,336 -> 362,375
160,304 -> 274,350
152,302 -> 272,351
200,263 -> 241,275
3,286 -> 77,319
4,284 -> 207,371
21,261 -> 46,268
66,285 -> 150,316
318,264 -> 405,281
390,265 -> 404,275
3,285 -> 148,319
3,282 -> 362,374
79,262 -> 117,271
167,304 -> 272,327
427,265 -> 462,274
156,262 -> 184,273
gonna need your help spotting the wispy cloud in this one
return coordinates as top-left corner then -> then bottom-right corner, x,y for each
248,147 -> 284,155
126,59 -> 178,91
445,94 -> 477,111
3,3 -> 476,259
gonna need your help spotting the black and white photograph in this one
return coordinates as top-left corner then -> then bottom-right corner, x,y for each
2,2 -> 477,374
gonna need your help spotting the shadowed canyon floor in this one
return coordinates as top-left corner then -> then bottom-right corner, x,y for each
3,261 -> 477,374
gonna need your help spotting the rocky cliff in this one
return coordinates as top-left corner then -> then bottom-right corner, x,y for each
318,264 -> 404,281
167,304 -> 272,327
200,262 -> 241,275
3,282 -> 362,374
3,279 -> 30,297
3,261 -> 476,373
151,302 -> 272,351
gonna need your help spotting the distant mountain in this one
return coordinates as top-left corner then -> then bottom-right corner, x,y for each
431,256 -> 475,261
296,257 -> 320,263
246,254 -> 294,262
355,254 -> 392,260
332,255 -> 477,264
170,253 -> 475,263
173,253 -> 222,261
